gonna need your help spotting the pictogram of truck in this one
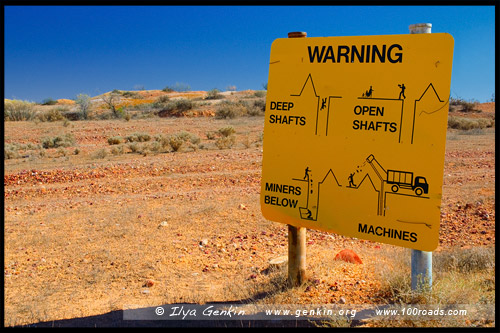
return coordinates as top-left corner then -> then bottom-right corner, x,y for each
386,170 -> 429,196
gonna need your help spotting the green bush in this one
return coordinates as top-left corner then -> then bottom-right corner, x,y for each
41,98 -> 58,105
41,133 -> 76,149
4,100 -> 36,121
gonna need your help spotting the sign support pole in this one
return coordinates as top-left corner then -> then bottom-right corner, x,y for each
409,23 -> 433,292
287,31 -> 308,287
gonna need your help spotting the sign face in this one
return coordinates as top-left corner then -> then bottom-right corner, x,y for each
261,33 -> 454,251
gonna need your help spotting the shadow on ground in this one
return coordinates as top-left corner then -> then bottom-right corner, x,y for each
18,301 -> 319,328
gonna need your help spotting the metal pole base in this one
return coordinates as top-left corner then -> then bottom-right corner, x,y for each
411,249 -> 432,291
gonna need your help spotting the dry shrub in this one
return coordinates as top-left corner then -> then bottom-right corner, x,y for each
55,147 -> 67,157
127,142 -> 140,153
153,134 -> 172,150
433,247 -> 495,273
125,132 -> 151,142
148,141 -> 161,153
218,126 -> 236,137
205,88 -> 224,100
215,101 -> 247,119
4,146 -> 20,160
152,95 -> 171,108
157,99 -> 195,117
4,100 -> 36,121
92,148 -> 108,159
176,131 -> 200,144
448,116 -> 494,130
41,133 -> 76,149
254,90 -> 266,98
450,98 -> 480,113
215,135 -> 236,149
110,145 -> 125,155
36,107 -> 66,122
376,246 -> 495,306
169,135 -> 184,152
206,131 -> 218,140
121,91 -> 143,99
107,136 -> 123,145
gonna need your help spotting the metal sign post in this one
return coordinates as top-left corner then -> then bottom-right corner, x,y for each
409,23 -> 433,291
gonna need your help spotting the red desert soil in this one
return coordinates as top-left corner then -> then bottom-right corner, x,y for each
4,100 -> 495,326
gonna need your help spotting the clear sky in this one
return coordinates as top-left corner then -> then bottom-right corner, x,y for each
4,5 -> 496,103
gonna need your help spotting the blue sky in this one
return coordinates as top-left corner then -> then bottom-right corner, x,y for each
4,5 -> 495,103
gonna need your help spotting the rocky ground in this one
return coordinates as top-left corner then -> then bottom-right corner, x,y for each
4,97 -> 495,327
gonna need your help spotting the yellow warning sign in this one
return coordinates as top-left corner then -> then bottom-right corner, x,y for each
261,33 -> 454,251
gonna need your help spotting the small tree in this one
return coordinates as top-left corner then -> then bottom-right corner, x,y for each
102,92 -> 121,118
76,94 -> 92,120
